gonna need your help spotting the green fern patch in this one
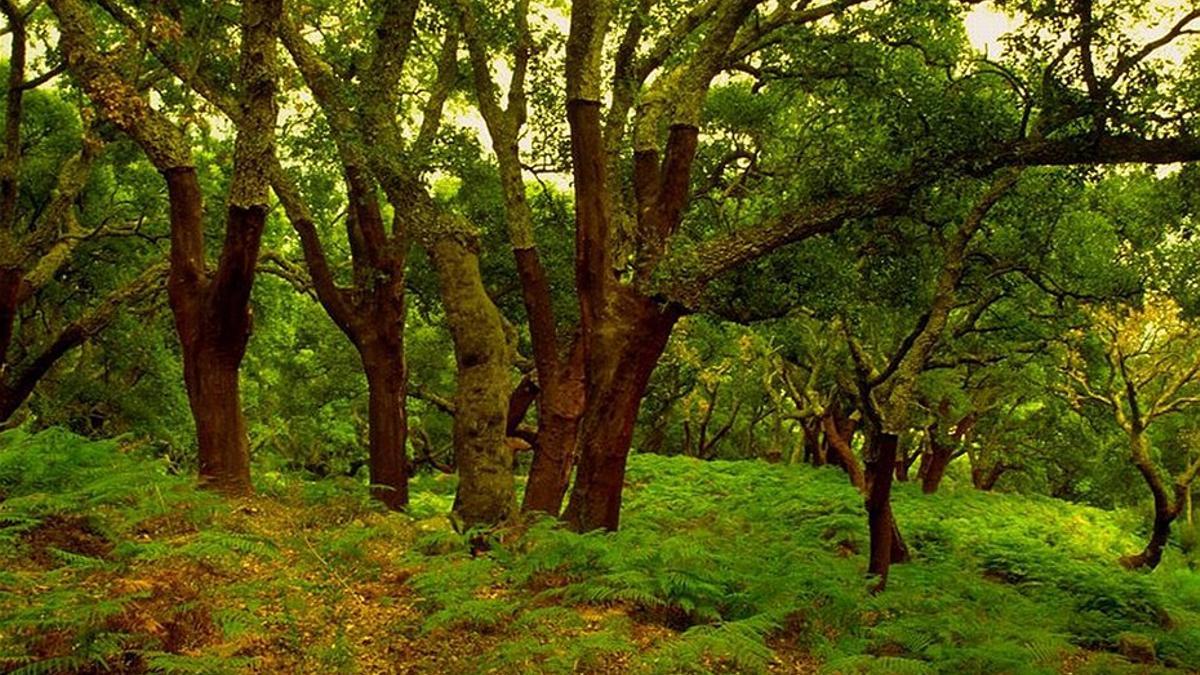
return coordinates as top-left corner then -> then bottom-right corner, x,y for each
4,430 -> 1200,673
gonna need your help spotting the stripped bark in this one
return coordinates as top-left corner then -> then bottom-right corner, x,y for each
52,0 -> 282,494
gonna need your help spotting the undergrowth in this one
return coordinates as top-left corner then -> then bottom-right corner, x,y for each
408,456 -> 1200,673
2,428 -> 1199,673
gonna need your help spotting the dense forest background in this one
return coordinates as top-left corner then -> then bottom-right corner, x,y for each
3,0 -> 1200,672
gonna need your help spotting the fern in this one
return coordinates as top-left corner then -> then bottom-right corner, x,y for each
821,654 -> 936,674
141,651 -> 252,674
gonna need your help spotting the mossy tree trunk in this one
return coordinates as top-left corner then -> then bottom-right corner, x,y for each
0,6 -> 159,426
431,237 -> 516,530
1122,431 -> 1184,570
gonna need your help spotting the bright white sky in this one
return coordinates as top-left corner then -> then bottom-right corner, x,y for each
964,0 -> 1198,65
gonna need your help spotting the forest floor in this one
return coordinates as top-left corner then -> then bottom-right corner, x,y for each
1,429 -> 1199,674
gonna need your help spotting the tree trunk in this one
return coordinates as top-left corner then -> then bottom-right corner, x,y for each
431,238 -> 515,530
970,455 -> 1011,490
822,412 -> 865,490
0,263 -> 165,425
1123,432 -> 1179,570
0,266 -> 22,366
1187,486 -> 1194,527
1121,492 -> 1176,570
522,340 -> 585,516
920,440 -> 954,494
803,418 -> 824,467
184,347 -> 252,494
51,0 -> 279,497
865,431 -> 907,590
362,343 -> 408,510
169,177 -> 263,496
561,290 -> 678,532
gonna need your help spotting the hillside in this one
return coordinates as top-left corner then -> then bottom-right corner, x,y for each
1,429 -> 1197,674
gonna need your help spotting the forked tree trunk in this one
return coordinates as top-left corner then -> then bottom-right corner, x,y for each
920,440 -> 954,494
971,462 -> 1003,490
822,412 -> 865,490
344,169 -> 411,511
52,0 -> 279,497
522,339 -> 585,516
921,412 -> 976,493
561,290 -> 679,532
431,238 -> 515,530
169,176 -> 265,496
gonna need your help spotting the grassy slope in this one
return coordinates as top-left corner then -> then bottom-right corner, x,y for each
0,429 -> 1198,674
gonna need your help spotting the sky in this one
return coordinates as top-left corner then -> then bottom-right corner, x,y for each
964,0 -> 1198,64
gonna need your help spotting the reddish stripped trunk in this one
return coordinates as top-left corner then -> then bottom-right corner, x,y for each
562,290 -> 679,532
515,244 -> 587,517
921,412 -> 976,494
522,339 -> 585,516
1122,434 -> 1182,570
362,342 -> 408,509
522,401 -> 581,514
167,170 -> 262,496
1121,496 -> 1175,570
822,412 -> 865,490
185,348 -> 251,494
971,462 -> 1006,491
864,431 -> 909,590
920,440 -> 954,494
343,167 -> 411,510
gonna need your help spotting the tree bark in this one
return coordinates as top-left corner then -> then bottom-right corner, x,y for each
822,412 -> 865,490
864,431 -> 908,590
431,237 -> 516,530
561,289 -> 679,532
803,417 -> 824,466
185,343 -> 252,494
1121,486 -> 1176,570
177,200 -> 266,495
362,343 -> 408,510
0,262 -> 165,424
522,338 -> 585,515
967,456 -> 1008,490
0,267 -> 22,367
1122,431 -> 1180,570
920,438 -> 954,494
53,0 -> 280,495
1187,486 -> 1194,528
